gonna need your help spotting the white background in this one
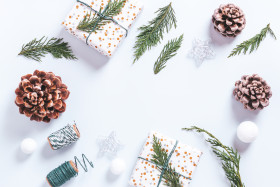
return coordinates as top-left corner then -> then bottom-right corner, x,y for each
1,0 -> 280,186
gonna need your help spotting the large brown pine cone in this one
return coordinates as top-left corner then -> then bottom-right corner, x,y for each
212,4 -> 246,37
233,74 -> 272,111
15,70 -> 70,123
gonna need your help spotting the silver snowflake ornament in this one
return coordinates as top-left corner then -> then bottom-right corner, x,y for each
188,39 -> 215,64
97,131 -> 122,155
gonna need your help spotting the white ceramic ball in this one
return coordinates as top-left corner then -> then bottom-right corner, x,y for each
20,138 -> 37,154
110,158 -> 126,175
237,121 -> 259,143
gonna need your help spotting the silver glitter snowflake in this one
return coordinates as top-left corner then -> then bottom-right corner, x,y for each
97,131 -> 122,155
188,39 -> 215,64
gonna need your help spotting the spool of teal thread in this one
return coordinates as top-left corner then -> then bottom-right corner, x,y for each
46,161 -> 78,187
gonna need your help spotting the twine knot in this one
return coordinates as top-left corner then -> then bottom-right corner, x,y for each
76,0 -> 128,45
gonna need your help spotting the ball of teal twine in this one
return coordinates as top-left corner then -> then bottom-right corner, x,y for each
48,123 -> 80,150
47,161 -> 78,187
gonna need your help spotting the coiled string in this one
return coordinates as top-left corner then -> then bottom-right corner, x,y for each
48,123 -> 80,150
74,154 -> 94,173
46,154 -> 94,187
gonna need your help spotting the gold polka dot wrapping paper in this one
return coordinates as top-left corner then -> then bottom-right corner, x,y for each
129,132 -> 203,187
63,0 -> 143,57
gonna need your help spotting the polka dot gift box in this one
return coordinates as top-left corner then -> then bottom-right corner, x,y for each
63,0 -> 143,57
129,132 -> 202,187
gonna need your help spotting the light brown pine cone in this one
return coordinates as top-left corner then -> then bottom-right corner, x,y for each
15,70 -> 70,123
233,74 -> 272,111
212,4 -> 246,37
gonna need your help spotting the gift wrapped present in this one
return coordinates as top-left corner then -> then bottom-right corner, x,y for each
63,0 -> 143,57
129,132 -> 202,187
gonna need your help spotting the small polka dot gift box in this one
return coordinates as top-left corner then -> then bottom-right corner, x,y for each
129,132 -> 202,187
63,0 -> 143,57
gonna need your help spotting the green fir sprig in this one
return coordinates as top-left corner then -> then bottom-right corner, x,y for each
18,37 -> 77,62
228,24 -> 276,58
152,135 -> 182,187
182,126 -> 245,187
77,0 -> 125,33
133,3 -> 177,63
154,34 -> 183,74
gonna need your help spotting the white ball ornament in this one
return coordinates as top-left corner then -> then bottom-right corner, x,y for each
110,158 -> 126,175
237,121 -> 259,143
20,138 -> 37,154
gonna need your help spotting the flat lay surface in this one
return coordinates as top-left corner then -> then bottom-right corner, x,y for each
1,0 -> 280,186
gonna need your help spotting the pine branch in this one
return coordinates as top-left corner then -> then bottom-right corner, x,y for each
228,24 -> 276,58
18,37 -> 77,62
133,2 -> 177,63
77,0 -> 125,33
154,34 -> 183,74
152,135 -> 182,187
182,126 -> 245,187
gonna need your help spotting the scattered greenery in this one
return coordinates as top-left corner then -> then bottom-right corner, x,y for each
228,24 -> 276,58
152,135 -> 182,187
133,3 -> 177,63
154,34 -> 183,74
182,126 -> 245,187
18,37 -> 77,62
77,0 -> 125,33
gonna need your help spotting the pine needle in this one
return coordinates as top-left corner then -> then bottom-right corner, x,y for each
133,2 -> 177,63
77,0 -> 125,33
182,126 -> 245,187
154,34 -> 183,74
228,24 -> 276,58
152,135 -> 182,187
18,37 -> 77,62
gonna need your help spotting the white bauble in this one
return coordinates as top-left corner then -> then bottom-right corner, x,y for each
110,158 -> 126,175
20,138 -> 37,154
237,121 -> 259,143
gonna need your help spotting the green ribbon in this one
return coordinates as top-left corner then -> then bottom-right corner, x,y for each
138,140 -> 191,187
76,0 -> 128,45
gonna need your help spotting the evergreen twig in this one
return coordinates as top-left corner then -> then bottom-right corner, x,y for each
182,126 -> 245,187
18,37 -> 77,62
228,24 -> 276,58
77,0 -> 125,33
152,135 -> 182,187
154,34 -> 183,74
133,3 -> 177,63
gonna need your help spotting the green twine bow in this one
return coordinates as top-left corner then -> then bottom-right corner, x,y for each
138,140 -> 191,187
76,0 -> 128,45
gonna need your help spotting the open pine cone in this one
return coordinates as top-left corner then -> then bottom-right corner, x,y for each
233,74 -> 272,111
212,4 -> 246,37
15,70 -> 70,123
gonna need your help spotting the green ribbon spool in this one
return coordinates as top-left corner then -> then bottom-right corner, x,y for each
46,154 -> 94,187
47,161 -> 78,187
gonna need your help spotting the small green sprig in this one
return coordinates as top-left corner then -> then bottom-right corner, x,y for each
18,37 -> 77,62
133,3 -> 177,63
77,0 -> 125,33
228,24 -> 276,58
182,126 -> 245,187
152,135 -> 182,187
154,34 -> 183,74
